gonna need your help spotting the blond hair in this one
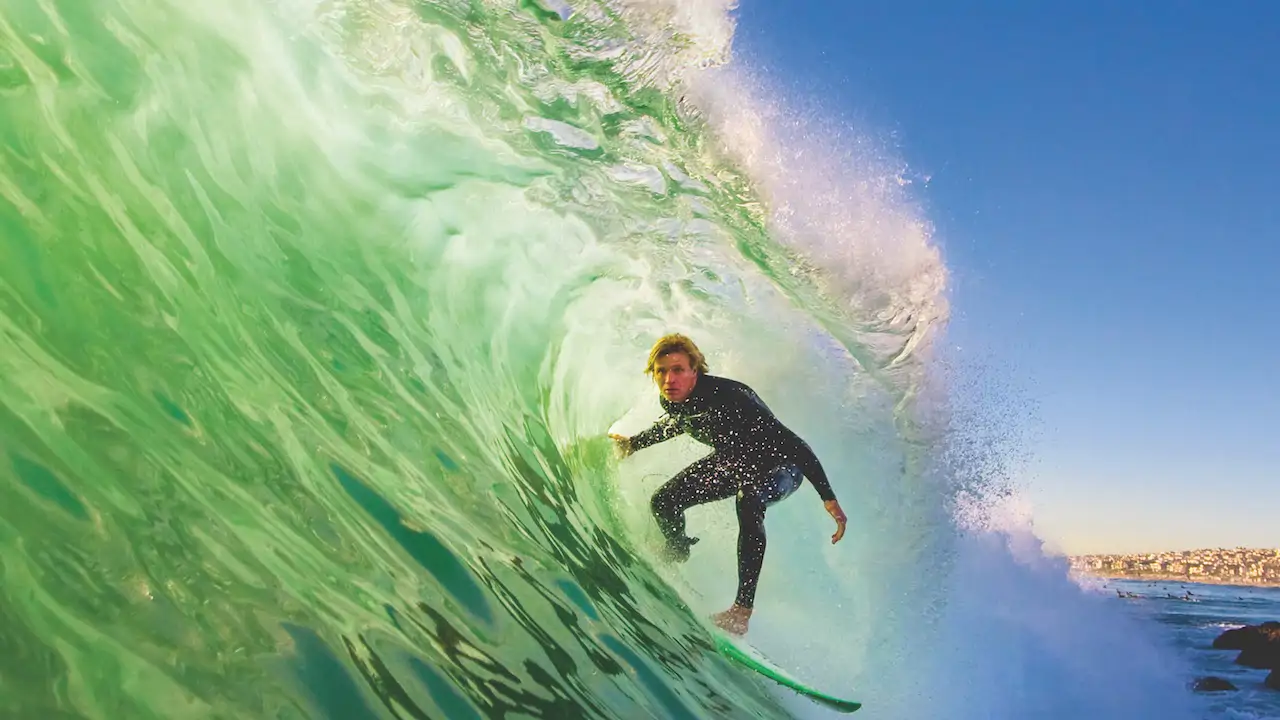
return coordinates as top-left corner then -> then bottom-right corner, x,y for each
644,333 -> 709,376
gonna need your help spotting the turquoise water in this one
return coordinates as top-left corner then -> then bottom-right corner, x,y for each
0,0 -> 1219,718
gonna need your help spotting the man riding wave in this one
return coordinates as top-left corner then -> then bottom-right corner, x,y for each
611,334 -> 848,635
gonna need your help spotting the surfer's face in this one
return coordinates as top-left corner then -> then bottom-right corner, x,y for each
654,352 -> 698,402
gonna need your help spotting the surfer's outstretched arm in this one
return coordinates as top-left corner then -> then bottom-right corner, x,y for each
609,415 -> 681,457
721,384 -> 848,542
785,435 -> 847,544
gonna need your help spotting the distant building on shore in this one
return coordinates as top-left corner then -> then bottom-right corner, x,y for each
1068,547 -> 1280,586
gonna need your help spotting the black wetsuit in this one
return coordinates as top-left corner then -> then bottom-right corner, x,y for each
627,373 -> 837,609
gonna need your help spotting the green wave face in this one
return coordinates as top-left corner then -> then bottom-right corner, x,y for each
0,0 -> 949,718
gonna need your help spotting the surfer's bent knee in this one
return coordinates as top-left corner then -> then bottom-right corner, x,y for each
650,489 -> 669,517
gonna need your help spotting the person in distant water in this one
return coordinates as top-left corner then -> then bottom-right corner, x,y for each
610,333 -> 848,635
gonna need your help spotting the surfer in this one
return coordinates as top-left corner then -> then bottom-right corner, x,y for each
610,333 -> 848,635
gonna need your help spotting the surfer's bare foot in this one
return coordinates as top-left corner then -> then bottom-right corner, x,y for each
712,604 -> 752,636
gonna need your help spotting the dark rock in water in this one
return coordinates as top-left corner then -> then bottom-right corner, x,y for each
1211,621 -> 1280,669
1213,621 -> 1280,650
1239,645 -> 1280,670
1193,676 -> 1237,692
1267,670 -> 1279,691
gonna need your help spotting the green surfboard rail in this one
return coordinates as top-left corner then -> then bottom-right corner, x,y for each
711,631 -> 862,713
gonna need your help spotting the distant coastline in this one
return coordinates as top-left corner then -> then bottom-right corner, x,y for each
1068,547 -> 1280,588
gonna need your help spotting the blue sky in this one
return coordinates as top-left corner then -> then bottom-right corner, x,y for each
732,2 -> 1280,554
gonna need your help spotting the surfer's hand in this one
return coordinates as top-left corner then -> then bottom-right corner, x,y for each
825,500 -> 847,544
608,433 -> 633,458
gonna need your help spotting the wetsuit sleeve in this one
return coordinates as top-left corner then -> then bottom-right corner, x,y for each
787,435 -> 838,503
726,383 -> 838,502
628,415 -> 682,452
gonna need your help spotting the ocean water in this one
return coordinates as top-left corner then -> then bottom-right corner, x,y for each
1097,579 -> 1280,720
0,0 -> 1254,718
